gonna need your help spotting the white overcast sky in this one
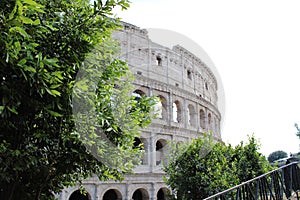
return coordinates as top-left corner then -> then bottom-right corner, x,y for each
114,0 -> 300,156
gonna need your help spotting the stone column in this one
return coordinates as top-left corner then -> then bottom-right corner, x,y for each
168,90 -> 173,126
196,102 -> 199,131
150,183 -> 156,200
183,97 -> 187,129
94,184 -> 99,200
125,183 -> 130,200
150,132 -> 155,172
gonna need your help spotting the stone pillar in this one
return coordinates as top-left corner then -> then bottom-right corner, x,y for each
125,183 -> 130,200
196,103 -> 199,131
204,108 -> 208,132
126,31 -> 131,62
168,90 -> 173,126
146,137 -> 151,167
94,184 -> 99,200
150,183 -> 156,200
181,55 -> 184,90
149,86 -> 152,97
183,97 -> 187,129
166,50 -> 169,86
150,132 -> 155,172
147,40 -> 151,79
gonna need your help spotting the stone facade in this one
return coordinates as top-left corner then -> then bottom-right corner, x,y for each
57,22 -> 221,200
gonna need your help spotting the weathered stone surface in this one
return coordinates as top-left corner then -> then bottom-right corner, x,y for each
58,22 -> 221,200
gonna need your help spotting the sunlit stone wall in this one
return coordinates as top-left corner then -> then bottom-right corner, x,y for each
57,22 -> 221,200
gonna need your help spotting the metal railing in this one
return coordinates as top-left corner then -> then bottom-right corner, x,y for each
204,162 -> 300,200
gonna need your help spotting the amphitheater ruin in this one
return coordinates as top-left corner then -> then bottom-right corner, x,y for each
57,22 -> 222,200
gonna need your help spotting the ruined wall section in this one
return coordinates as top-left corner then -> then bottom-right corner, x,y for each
113,22 -> 221,139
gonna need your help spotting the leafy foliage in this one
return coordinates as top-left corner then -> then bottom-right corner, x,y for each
234,136 -> 272,182
0,0 -> 155,199
267,150 -> 288,163
164,135 -> 272,199
295,123 -> 300,139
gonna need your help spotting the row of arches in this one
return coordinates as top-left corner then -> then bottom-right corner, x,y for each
68,187 -> 168,200
134,137 -> 168,166
134,89 -> 219,133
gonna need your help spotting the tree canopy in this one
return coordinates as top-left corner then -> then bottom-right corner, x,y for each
267,150 -> 288,163
164,135 -> 272,199
0,0 -> 155,199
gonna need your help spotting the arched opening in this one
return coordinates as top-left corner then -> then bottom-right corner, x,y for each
134,137 -> 143,149
157,188 -> 169,200
132,89 -> 146,100
154,98 -> 163,119
208,113 -> 212,130
153,96 -> 167,120
200,109 -> 206,129
187,69 -> 192,80
172,100 -> 181,123
187,104 -> 195,126
132,188 -> 149,200
134,137 -> 148,165
103,189 -> 122,200
156,56 -> 162,66
156,139 -> 168,166
172,103 -> 177,122
69,190 -> 90,200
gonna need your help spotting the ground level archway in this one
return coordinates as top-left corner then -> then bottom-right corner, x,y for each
103,189 -> 122,200
132,188 -> 149,200
69,190 -> 90,200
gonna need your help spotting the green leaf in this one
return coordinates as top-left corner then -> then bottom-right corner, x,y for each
51,90 -> 61,96
9,27 -> 29,38
32,19 -> 41,26
43,58 -> 58,64
43,58 -> 59,67
24,66 -> 36,73
7,106 -> 18,114
45,88 -> 61,96
19,68 -> 28,80
47,109 -> 62,117
0,106 -> 4,114
23,0 -> 45,13
50,84 -> 61,89
19,15 -> 34,24
51,71 -> 63,80
23,0 -> 40,6
8,1 -> 18,20
18,58 -> 27,66
14,41 -> 21,53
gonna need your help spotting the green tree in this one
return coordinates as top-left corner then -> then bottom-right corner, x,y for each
234,136 -> 272,182
267,150 -> 288,163
295,123 -> 300,153
295,123 -> 300,139
164,135 -> 272,199
0,0 -> 155,199
164,134 -> 239,200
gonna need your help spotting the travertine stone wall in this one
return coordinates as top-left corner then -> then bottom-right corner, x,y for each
58,22 -> 222,200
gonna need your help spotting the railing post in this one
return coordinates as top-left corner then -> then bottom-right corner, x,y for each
269,173 -> 274,200
255,179 -> 259,199
290,164 -> 293,196
235,187 -> 240,200
281,168 -> 286,197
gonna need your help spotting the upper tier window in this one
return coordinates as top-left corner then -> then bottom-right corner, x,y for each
187,70 -> 192,80
156,56 -> 162,66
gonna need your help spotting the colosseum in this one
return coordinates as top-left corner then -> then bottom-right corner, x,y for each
57,22 -> 222,200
